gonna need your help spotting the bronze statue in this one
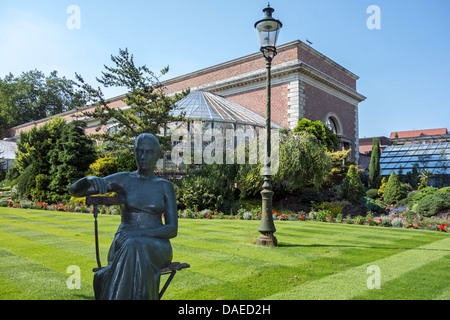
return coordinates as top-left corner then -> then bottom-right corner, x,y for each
69,133 -> 178,300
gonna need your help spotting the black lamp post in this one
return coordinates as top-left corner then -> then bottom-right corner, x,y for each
254,3 -> 282,247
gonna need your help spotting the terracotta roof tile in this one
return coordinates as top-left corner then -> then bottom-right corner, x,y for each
390,128 -> 448,139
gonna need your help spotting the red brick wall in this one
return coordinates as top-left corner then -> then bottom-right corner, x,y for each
297,48 -> 356,89
303,82 -> 356,158
224,82 -> 290,127
163,46 -> 299,94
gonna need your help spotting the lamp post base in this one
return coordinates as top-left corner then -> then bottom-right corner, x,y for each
256,232 -> 278,247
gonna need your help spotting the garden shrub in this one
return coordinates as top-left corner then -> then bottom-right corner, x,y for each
383,172 -> 407,204
176,175 -> 224,211
354,215 -> 365,225
86,157 -> 118,178
391,217 -> 405,228
359,196 -> 386,213
415,192 -> 450,217
16,164 -> 34,199
366,189 -> 379,199
378,177 -> 387,198
32,174 -> 50,202
341,165 -> 366,205
316,209 -> 332,222
116,154 -> 137,172
408,187 -> 438,209
438,187 -> 450,194
242,211 -> 253,220
379,215 -> 392,227
311,201 -> 347,218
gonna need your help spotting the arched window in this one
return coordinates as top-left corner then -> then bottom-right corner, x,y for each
326,117 -> 338,135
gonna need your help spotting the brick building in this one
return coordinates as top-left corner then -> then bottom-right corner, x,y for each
6,40 -> 366,161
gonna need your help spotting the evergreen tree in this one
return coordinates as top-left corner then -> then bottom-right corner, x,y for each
341,165 -> 366,205
383,172 -> 407,204
76,48 -> 189,156
48,120 -> 97,202
368,138 -> 381,189
14,117 -> 66,198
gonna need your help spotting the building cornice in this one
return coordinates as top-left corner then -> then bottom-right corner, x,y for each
181,59 -> 366,105
162,40 -> 360,86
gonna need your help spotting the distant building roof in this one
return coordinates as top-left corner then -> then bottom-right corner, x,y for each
390,128 -> 448,139
0,141 -> 17,160
171,90 -> 279,128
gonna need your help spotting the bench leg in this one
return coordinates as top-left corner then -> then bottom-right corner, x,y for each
159,270 -> 177,300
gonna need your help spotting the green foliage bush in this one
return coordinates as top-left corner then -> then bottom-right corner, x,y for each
366,189 -> 379,199
86,157 -> 118,177
116,154 -> 137,172
383,172 -> 407,204
359,196 -> 386,213
16,164 -> 33,198
341,165 -> 365,205
415,192 -> 450,217
408,187 -> 438,209
176,175 -> 224,211
391,217 -> 406,228
379,216 -> 392,227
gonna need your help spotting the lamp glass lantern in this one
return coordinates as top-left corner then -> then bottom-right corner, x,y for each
254,4 -> 282,58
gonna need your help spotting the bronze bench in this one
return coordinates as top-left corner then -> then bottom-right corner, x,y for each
86,196 -> 190,299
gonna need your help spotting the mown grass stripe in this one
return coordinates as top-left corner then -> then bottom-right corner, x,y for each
0,233 -> 96,300
0,207 -> 121,234
0,214 -> 113,257
265,237 -> 450,300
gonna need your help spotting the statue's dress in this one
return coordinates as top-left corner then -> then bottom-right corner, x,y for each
93,175 -> 173,300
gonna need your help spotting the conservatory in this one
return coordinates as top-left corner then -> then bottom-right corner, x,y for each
161,91 -> 280,175
380,142 -> 450,187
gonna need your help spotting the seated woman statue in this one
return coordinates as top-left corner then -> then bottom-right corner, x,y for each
69,133 -> 178,300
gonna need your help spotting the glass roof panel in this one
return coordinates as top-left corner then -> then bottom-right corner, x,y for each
171,90 -> 278,128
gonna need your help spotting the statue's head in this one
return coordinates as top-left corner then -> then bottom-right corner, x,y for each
134,133 -> 161,172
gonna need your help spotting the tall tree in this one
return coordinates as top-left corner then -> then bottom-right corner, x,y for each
76,48 -> 189,156
292,118 -> 338,152
341,165 -> 366,205
368,137 -> 381,189
383,171 -> 406,204
0,70 -> 87,137
48,120 -> 97,202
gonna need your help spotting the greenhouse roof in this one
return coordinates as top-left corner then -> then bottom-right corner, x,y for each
171,91 -> 279,128
380,142 -> 450,176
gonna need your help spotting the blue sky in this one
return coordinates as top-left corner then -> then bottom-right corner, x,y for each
0,0 -> 449,138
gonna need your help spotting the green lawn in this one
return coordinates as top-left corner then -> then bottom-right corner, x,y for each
0,207 -> 449,300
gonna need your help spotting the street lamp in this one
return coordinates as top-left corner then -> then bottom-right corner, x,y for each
254,3 -> 282,247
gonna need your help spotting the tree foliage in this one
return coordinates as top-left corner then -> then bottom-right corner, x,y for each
368,138 -> 381,189
383,172 -> 407,204
292,118 -> 338,152
341,165 -> 366,205
11,117 -> 96,201
0,70 -> 86,137
323,149 -> 355,188
47,120 -> 97,201
235,131 -> 332,199
76,48 -> 189,156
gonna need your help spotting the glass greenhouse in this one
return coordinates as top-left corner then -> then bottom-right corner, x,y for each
380,142 -> 450,187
